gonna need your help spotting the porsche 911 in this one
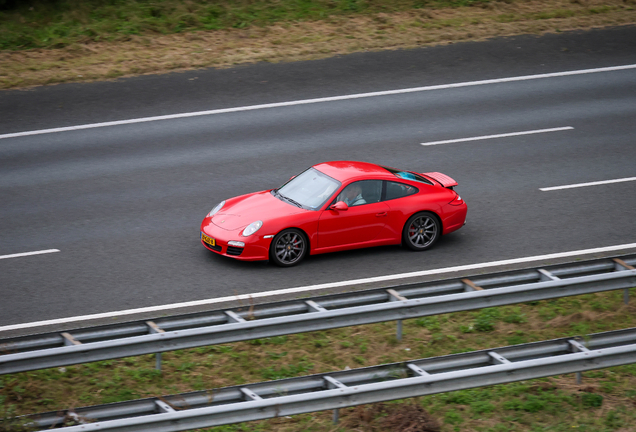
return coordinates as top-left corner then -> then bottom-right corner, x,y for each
200,161 -> 467,266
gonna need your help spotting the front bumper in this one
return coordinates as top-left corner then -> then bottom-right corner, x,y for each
200,222 -> 271,261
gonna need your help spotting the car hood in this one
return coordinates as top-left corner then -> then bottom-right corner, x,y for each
211,190 -> 305,231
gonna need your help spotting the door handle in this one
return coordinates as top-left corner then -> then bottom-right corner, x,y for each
376,212 -> 387,217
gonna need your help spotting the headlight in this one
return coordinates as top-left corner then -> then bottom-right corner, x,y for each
207,200 -> 225,217
242,220 -> 263,237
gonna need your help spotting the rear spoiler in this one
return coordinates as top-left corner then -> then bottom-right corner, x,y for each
422,172 -> 458,188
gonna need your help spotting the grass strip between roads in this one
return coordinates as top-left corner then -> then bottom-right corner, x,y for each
0,0 -> 635,89
2,288 -> 636,431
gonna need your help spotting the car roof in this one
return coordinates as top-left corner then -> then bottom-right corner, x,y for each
312,161 -> 396,182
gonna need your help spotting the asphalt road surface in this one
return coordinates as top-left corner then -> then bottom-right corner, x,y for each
1,26 -> 636,334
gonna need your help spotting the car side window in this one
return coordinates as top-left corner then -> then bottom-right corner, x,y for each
384,181 -> 418,201
333,180 -> 383,207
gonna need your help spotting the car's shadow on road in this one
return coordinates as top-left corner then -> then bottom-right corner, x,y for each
198,232 -> 468,274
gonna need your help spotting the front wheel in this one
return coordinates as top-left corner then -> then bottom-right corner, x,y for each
269,229 -> 307,267
402,212 -> 440,251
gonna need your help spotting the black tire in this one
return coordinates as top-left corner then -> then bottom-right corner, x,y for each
269,229 -> 308,267
402,212 -> 441,251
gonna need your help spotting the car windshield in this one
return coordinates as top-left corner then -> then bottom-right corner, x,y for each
275,167 -> 340,210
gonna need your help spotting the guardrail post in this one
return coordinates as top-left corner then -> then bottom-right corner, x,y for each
147,321 -> 165,371
225,311 -> 246,323
155,400 -> 176,413
538,269 -> 560,281
61,332 -> 81,346
240,387 -> 262,401
305,300 -> 328,313
613,259 -> 634,304
155,353 -> 162,371
488,351 -> 511,365
462,278 -> 483,292
407,363 -> 429,377
569,339 -> 589,384
387,289 -> 407,341
324,375 -> 347,424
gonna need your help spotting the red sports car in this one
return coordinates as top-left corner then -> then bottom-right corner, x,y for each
201,161 -> 467,266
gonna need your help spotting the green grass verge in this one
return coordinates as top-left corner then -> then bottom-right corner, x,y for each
1,0 -> 633,89
0,0 -> 492,51
2,288 -> 636,431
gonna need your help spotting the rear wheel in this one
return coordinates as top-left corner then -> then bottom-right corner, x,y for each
402,212 -> 440,251
269,229 -> 307,267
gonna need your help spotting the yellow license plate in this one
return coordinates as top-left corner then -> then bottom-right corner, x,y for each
201,233 -> 215,247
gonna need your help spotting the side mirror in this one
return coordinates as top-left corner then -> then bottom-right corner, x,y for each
329,201 -> 348,212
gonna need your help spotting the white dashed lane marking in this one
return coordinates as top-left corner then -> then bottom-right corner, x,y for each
0,249 -> 60,260
540,177 -> 636,191
420,127 -> 573,146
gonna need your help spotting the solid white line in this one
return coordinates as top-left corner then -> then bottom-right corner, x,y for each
1,242 -> 636,332
1,64 -> 635,140
420,126 -> 573,146
540,177 -> 636,191
0,249 -> 60,260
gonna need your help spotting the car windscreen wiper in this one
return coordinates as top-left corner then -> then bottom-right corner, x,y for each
281,194 -> 303,208
272,189 -> 303,208
272,189 -> 286,200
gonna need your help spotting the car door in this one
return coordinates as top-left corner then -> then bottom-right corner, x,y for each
380,180 -> 421,238
317,180 -> 389,249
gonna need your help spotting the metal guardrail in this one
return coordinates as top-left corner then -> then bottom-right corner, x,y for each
24,327 -> 636,431
1,254 -> 635,375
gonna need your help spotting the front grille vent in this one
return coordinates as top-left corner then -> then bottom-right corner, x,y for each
204,242 -> 222,252
226,246 -> 244,256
